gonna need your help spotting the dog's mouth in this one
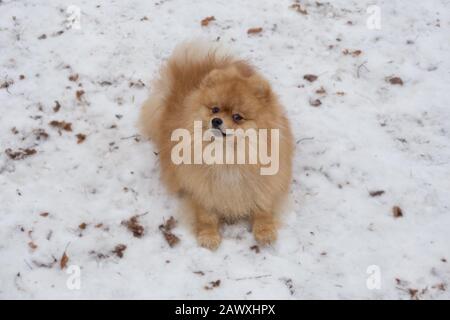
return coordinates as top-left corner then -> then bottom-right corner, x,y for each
211,127 -> 229,137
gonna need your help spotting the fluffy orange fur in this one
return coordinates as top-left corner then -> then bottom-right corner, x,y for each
140,40 -> 294,250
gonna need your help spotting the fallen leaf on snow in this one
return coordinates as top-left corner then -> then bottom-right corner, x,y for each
5,148 -> 37,160
369,190 -> 385,197
309,99 -> 322,107
432,283 -> 446,291
129,79 -> 145,88
205,280 -> 221,290
122,215 -> 145,238
316,87 -> 326,94
49,120 -> 72,132
68,74 -> 79,82
28,241 -> 38,250
53,100 -> 61,112
290,4 -> 307,14
408,288 -> 419,300
392,206 -> 403,218
78,222 -> 87,230
247,27 -> 263,35
303,74 -> 318,82
112,244 -> 127,258
60,251 -> 69,269
388,76 -> 404,86
76,133 -> 86,144
33,128 -> 49,140
76,90 -> 85,101
343,49 -> 362,57
0,79 -> 14,90
159,216 -> 180,247
201,16 -> 215,27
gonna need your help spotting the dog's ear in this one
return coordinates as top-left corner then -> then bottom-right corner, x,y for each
233,61 -> 272,102
200,69 -> 224,88
233,60 -> 255,78
251,78 -> 272,103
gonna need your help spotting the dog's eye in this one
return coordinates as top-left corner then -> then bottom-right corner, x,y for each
211,106 -> 220,113
232,113 -> 243,122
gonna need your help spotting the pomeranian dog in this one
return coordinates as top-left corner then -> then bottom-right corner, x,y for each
140,40 -> 293,250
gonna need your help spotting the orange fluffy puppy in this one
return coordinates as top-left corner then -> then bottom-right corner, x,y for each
140,40 -> 293,250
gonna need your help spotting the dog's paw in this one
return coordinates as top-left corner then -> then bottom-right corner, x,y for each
197,230 -> 221,250
253,222 -> 277,245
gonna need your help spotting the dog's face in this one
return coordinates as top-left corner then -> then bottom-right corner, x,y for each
183,62 -> 278,135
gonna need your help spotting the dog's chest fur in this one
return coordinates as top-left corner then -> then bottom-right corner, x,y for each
183,165 -> 259,217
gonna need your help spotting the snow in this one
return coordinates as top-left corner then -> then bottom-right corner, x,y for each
1,0 -> 449,299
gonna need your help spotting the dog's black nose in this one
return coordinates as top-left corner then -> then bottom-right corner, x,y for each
211,118 -> 223,128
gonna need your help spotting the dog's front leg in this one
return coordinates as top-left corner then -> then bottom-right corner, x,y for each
190,200 -> 222,250
252,210 -> 277,245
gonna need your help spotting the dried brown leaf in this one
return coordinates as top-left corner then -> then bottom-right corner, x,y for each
79,222 -> 87,230
53,100 -> 61,112
112,244 -> 127,258
122,215 -> 144,238
5,148 -> 37,160
60,251 -> 69,269
76,133 -> 86,144
250,245 -> 260,253
28,241 -> 38,250
33,128 -> 49,140
68,74 -> 79,82
388,77 -> 404,86
247,27 -> 263,35
303,74 -> 318,82
159,216 -> 180,247
309,99 -> 322,107
316,87 -> 326,95
290,4 -> 307,14
201,16 -> 215,27
76,90 -> 85,101
129,79 -> 145,88
205,279 -> 221,290
49,120 -> 72,132
392,206 -> 403,218
0,79 -> 14,89
343,49 -> 362,57
369,190 -> 385,197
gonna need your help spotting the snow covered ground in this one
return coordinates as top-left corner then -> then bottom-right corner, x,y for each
1,0 -> 449,299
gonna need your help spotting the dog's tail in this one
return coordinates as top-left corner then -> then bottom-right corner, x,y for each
139,39 -> 233,141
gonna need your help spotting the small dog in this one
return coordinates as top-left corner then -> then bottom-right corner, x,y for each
140,40 -> 294,250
